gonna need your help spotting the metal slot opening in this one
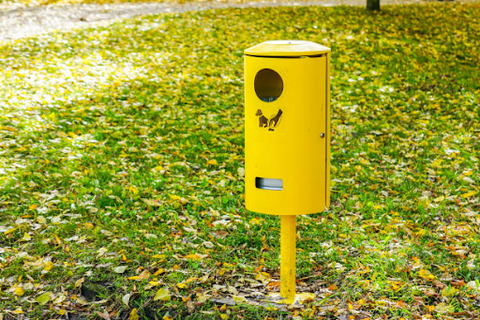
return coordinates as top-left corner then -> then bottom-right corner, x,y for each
255,177 -> 283,191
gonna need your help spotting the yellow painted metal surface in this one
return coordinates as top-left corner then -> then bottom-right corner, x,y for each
244,41 -> 331,215
280,215 -> 296,303
245,40 -> 330,57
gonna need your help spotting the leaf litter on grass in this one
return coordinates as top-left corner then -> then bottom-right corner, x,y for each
0,2 -> 479,319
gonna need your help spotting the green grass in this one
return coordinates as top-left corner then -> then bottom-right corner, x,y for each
0,3 -> 479,319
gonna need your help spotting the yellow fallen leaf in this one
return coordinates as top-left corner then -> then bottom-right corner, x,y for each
152,254 -> 165,259
163,316 -> 173,320
1,125 -> 17,132
13,308 -> 23,314
461,191 -> 477,199
207,159 -> 218,166
255,272 -> 271,283
232,295 -> 247,303
220,314 -> 228,320
441,286 -> 458,297
84,222 -> 94,229
154,287 -> 171,301
185,277 -> 197,284
153,268 -> 165,276
74,277 -> 85,289
15,286 -> 25,296
129,308 -> 139,320
29,204 -> 37,210
128,269 -> 151,281
419,269 -> 436,281
54,234 -> 62,246
127,186 -> 139,194
177,282 -> 188,289
4,227 -> 17,235
184,253 -> 206,260
20,233 -> 31,242
35,292 -> 51,305
169,194 -> 188,205
44,261 -> 54,271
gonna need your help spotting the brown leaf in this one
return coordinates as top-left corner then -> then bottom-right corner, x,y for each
433,280 -> 446,289
451,280 -> 465,287
96,311 -> 111,320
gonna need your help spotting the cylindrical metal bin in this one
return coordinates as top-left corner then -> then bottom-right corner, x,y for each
244,40 -> 331,215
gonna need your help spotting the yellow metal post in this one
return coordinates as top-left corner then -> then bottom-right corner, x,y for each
280,215 -> 296,303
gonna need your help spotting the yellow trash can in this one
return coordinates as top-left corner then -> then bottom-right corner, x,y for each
244,40 -> 331,216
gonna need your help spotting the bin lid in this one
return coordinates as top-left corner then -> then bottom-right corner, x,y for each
245,40 -> 330,57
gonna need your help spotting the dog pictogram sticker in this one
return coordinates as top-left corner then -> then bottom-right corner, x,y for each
256,109 -> 283,131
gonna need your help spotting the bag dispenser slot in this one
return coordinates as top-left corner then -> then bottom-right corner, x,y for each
256,177 -> 283,191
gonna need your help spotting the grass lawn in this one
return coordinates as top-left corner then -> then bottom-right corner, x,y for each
0,0 -> 258,6
1,3 -> 479,319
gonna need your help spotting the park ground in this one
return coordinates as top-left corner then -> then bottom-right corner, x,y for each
0,1 -> 479,319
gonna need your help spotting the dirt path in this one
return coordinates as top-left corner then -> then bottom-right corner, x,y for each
0,0 -> 471,41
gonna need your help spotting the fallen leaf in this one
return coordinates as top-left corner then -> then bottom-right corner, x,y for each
14,286 -> 25,296
113,266 -> 128,274
96,311 -> 111,320
184,253 -> 207,260
128,269 -> 150,281
37,216 -> 46,224
35,292 -> 51,305
435,302 -> 454,313
44,261 -> 54,271
232,295 -> 247,303
153,268 -> 165,276
74,277 -> 85,289
4,227 -> 17,235
84,222 -> 94,229
466,281 -> 480,292
129,308 -> 139,320
461,191 -> 477,198
255,272 -> 271,283
122,293 -> 133,306
296,292 -> 316,304
207,159 -> 218,166
418,269 -> 436,281
20,233 -> 31,241
97,247 -> 108,257
154,287 -> 171,301
441,286 -> 458,297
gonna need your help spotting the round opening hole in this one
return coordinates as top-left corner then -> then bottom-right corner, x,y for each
254,69 -> 283,103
